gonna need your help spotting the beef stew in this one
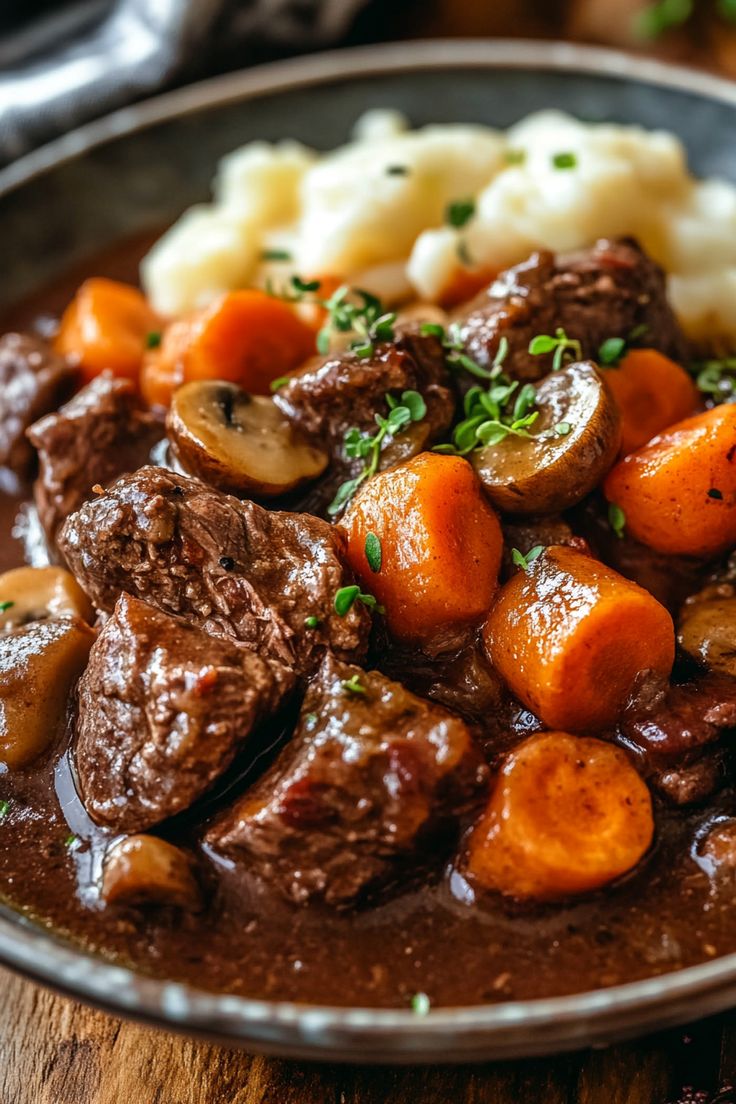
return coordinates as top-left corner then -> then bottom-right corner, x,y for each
1,232 -> 736,1014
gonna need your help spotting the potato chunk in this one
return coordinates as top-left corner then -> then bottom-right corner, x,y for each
0,619 -> 94,768
0,566 -> 93,632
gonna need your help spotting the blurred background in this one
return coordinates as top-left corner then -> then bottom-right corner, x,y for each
3,0 -> 736,167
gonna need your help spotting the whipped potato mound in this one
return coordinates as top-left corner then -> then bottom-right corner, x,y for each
142,109 -> 736,339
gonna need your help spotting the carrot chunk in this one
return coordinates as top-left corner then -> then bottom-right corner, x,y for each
140,290 -> 315,408
341,452 -> 503,644
603,348 -> 699,455
54,277 -> 160,385
483,545 -> 674,731
466,731 -> 654,901
603,404 -> 736,557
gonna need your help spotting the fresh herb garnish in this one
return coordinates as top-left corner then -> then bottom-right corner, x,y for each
505,149 -> 526,166
553,421 -> 572,437
552,151 -> 577,170
635,0 -> 693,38
334,585 -> 384,616
411,992 -> 431,1016
260,249 -> 293,262
328,390 -> 426,515
304,615 -> 321,629
0,601 -> 14,613
316,286 -> 397,359
386,164 -> 409,176
446,198 -> 476,229
65,834 -> 79,851
708,488 -> 724,500
269,375 -> 290,392
437,376 -> 538,456
529,328 -> 583,372
341,674 -> 367,696
365,532 -> 382,573
511,545 -> 544,572
0,800 -> 9,821
145,331 -> 162,349
691,357 -> 736,404
598,336 -> 628,367
456,239 -> 473,267
608,503 -> 627,540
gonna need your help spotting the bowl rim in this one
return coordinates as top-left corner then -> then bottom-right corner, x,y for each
3,36 -> 736,1059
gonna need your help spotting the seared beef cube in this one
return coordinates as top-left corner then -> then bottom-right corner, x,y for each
27,372 -> 162,544
456,238 -> 687,382
76,594 -> 293,831
619,674 -> 736,804
59,467 -> 370,675
274,331 -> 454,461
205,653 -> 489,906
0,333 -> 75,476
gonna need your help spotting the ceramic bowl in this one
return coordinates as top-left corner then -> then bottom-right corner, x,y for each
1,39 -> 736,1061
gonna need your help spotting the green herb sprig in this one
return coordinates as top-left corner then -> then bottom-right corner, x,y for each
328,390 -> 427,515
511,545 -> 544,572
446,198 -> 475,229
365,532 -> 382,573
529,328 -> 582,372
341,673 -> 367,696
0,800 -> 9,821
690,356 -> 736,404
608,503 -> 627,540
0,601 -> 14,613
334,585 -> 384,616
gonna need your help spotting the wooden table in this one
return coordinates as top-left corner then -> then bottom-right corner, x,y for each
2,964 -> 735,1103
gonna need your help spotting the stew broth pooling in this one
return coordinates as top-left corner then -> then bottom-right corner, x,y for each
1,232 -> 736,1011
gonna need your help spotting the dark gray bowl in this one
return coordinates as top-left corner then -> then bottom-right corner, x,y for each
1,39 -> 736,1062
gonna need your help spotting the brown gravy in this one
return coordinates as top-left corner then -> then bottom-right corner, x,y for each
0,240 -> 735,1011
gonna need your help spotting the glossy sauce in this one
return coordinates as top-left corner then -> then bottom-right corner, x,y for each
0,242 -> 735,1010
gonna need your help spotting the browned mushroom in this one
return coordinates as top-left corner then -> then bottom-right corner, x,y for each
167,381 -> 328,497
100,834 -> 203,910
472,361 -> 621,515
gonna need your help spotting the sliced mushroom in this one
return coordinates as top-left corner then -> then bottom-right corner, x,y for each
100,834 -> 203,910
472,361 -> 622,515
0,618 -> 94,768
167,381 -> 328,497
0,566 -> 93,632
678,556 -> 736,678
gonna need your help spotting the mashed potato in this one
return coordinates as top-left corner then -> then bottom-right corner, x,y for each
142,109 -> 736,339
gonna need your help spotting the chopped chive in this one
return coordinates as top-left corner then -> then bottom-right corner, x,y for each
0,601 -> 14,613
305,615 -> 321,629
260,249 -> 293,262
145,331 -> 162,349
0,800 -> 9,821
552,151 -> 577,170
386,164 -> 409,176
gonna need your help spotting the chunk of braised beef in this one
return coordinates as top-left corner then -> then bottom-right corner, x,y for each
205,652 -> 489,906
273,331 -> 454,462
76,594 -> 293,832
58,466 -> 370,676
27,372 -> 162,546
455,237 -> 687,382
0,333 -> 75,476
618,674 -> 736,804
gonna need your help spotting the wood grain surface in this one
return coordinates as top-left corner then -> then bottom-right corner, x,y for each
1,966 -> 735,1104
